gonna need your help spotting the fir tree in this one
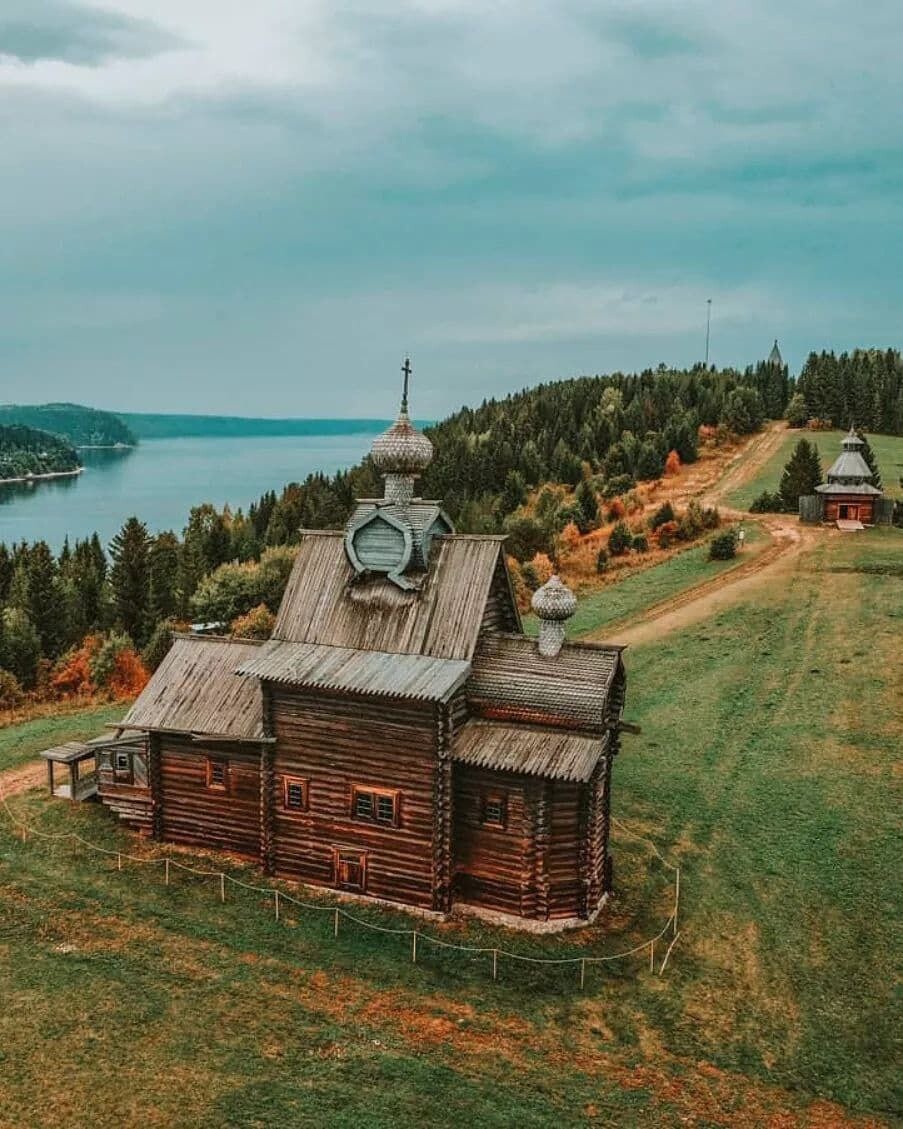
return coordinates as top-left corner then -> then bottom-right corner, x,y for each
110,516 -> 151,646
26,541 -> 61,657
573,480 -> 599,534
149,532 -> 181,623
855,431 -> 882,489
779,439 -> 823,512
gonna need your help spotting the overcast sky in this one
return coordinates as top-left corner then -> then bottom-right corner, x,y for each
1,1 -> 900,418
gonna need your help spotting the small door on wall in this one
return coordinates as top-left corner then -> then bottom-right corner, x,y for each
333,848 -> 367,893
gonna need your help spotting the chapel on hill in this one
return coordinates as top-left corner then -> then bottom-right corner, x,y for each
94,365 -> 628,929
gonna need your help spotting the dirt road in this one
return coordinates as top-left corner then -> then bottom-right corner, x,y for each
586,424 -> 819,647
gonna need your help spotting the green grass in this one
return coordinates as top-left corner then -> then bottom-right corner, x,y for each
0,702 -> 125,774
1,530 -> 901,1126
524,525 -> 765,638
727,429 -> 903,510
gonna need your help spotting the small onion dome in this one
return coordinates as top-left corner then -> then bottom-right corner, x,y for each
370,409 -> 434,475
531,574 -> 577,621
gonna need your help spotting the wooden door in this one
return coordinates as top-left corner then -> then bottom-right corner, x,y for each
334,849 -> 367,893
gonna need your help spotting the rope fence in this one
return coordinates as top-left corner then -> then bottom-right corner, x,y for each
0,778 -> 682,986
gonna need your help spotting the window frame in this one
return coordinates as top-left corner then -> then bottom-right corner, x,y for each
333,848 -> 367,893
113,750 -> 133,783
281,775 -> 309,813
481,793 -> 507,828
350,784 -> 400,828
205,756 -> 229,792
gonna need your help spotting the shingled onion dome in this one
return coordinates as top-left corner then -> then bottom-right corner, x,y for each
531,574 -> 577,658
370,357 -> 433,504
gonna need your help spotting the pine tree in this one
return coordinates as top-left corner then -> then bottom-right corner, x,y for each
855,431 -> 882,489
148,531 -> 181,623
573,480 -> 600,534
779,439 -> 823,512
109,517 -> 151,646
26,541 -> 61,657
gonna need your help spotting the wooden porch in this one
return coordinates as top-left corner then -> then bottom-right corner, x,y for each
40,741 -> 99,802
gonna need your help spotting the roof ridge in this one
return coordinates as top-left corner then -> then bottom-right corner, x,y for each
172,632 -> 265,647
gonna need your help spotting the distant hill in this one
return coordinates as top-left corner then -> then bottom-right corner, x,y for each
119,413 -> 393,440
0,403 -> 136,448
0,424 -> 80,481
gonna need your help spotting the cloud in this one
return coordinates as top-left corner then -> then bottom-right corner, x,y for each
0,1 -> 185,66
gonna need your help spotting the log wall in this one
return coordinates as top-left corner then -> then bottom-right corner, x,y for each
824,496 -> 876,523
158,735 -> 261,857
269,686 -> 440,909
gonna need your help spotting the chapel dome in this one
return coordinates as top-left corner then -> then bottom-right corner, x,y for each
370,408 -> 434,475
531,575 -> 577,622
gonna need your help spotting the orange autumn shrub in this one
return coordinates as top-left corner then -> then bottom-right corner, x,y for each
51,635 -> 101,696
108,648 -> 149,698
607,498 -> 626,520
664,450 -> 681,476
559,521 -> 582,551
529,552 -> 555,586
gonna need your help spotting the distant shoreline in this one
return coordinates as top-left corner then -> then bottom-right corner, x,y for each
0,466 -> 84,486
75,443 -> 135,450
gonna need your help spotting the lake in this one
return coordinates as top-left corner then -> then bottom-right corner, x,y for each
0,430 -> 383,551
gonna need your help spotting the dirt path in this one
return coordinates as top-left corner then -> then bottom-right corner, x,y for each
587,424 -> 819,647
0,761 -> 46,798
596,518 -> 818,647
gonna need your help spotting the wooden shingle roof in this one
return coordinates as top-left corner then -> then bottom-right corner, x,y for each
119,636 -> 265,742
272,532 -> 506,661
467,634 -> 623,732
237,640 -> 470,703
452,719 -> 607,782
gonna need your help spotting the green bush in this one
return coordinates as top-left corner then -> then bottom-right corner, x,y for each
0,668 -> 23,709
595,548 -> 610,573
709,530 -> 738,560
631,534 -> 649,553
608,521 -> 632,556
649,501 -> 676,530
749,491 -> 785,513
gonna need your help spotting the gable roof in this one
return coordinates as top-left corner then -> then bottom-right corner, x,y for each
272,531 -> 509,661
467,633 -> 623,732
119,636 -> 265,742
236,640 -> 470,703
452,719 -> 607,782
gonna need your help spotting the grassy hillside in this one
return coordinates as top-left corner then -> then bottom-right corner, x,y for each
0,403 -> 135,448
727,429 -> 903,510
1,527 -> 899,1126
0,423 -> 80,481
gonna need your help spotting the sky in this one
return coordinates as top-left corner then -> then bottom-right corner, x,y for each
1,1 -> 901,419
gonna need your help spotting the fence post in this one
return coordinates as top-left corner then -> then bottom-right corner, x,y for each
412,930 -> 418,963
274,890 -> 280,922
649,940 -> 654,972
334,908 -> 340,938
117,852 -> 122,872
492,949 -> 498,981
579,959 -> 586,991
220,873 -> 226,903
164,858 -> 170,886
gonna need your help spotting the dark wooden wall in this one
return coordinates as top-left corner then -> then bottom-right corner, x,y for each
158,735 -> 261,857
453,766 -> 597,921
452,764 -> 531,916
268,686 -> 441,909
824,496 -> 876,523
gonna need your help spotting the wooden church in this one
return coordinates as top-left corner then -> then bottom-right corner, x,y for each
95,367 -> 628,930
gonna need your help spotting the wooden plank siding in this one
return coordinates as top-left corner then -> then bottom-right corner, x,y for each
268,686 -> 441,909
824,496 -> 876,523
95,738 -> 153,834
158,735 -> 262,858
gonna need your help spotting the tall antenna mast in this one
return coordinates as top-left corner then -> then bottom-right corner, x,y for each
401,356 -> 412,413
704,299 -> 712,367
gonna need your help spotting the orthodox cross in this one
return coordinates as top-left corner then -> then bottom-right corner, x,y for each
401,356 -> 412,413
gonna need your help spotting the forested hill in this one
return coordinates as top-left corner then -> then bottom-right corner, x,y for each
120,413 -> 392,439
0,403 -> 136,448
0,425 -> 80,481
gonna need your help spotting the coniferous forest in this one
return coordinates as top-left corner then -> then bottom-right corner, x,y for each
0,348 -> 899,705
